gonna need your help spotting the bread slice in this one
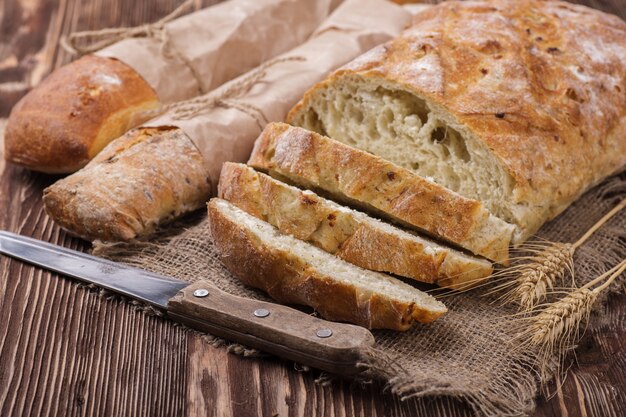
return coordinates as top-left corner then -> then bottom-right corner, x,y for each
248,122 -> 514,264
287,0 -> 626,244
218,162 -> 493,289
208,198 -> 447,330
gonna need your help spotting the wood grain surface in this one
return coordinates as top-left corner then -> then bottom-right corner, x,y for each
1,1 -> 625,416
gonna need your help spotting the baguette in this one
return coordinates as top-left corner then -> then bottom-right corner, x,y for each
207,198 -> 448,330
288,0 -> 626,243
5,56 -> 159,173
218,162 -> 493,288
248,122 -> 514,263
43,127 -> 210,241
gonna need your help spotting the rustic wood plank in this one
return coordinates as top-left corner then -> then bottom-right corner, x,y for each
1,0 -> 626,416
0,236 -> 189,417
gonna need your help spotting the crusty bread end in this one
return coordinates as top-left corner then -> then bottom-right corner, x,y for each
5,55 -> 159,173
43,127 -> 210,241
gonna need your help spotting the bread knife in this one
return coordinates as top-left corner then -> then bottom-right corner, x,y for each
0,231 -> 375,375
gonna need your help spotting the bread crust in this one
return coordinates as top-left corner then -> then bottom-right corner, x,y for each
207,198 -> 447,330
288,0 -> 626,241
218,162 -> 493,287
248,122 -> 513,262
5,55 -> 159,173
43,127 -> 210,241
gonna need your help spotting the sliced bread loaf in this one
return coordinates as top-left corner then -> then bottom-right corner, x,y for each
208,198 -> 447,330
248,122 -> 514,264
287,0 -> 626,244
218,162 -> 493,288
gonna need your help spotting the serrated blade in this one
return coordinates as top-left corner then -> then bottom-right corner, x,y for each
0,231 -> 188,308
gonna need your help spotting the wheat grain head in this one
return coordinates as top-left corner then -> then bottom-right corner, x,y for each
502,242 -> 575,311
529,288 -> 596,349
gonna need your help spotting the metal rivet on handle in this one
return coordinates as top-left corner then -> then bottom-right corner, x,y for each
254,308 -> 270,318
193,289 -> 209,298
316,328 -> 333,338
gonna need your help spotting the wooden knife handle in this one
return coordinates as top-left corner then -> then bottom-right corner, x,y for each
166,280 -> 376,375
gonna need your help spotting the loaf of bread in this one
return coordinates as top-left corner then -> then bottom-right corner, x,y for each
208,198 -> 448,330
248,122 -> 514,263
43,127 -> 210,241
5,56 -> 159,173
288,0 -> 626,244
5,0 -> 337,173
218,162 -> 493,288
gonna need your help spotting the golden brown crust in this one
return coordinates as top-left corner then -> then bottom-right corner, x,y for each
289,0 -> 626,239
207,198 -> 447,330
43,127 -> 211,241
248,122 -> 513,262
5,55 -> 159,173
218,162 -> 493,286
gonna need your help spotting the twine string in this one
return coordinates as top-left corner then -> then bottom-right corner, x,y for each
60,0 -> 195,55
143,56 -> 307,129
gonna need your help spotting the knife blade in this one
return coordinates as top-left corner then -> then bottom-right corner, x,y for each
0,231 -> 375,375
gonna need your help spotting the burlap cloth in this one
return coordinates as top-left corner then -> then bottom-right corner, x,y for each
93,173 -> 625,417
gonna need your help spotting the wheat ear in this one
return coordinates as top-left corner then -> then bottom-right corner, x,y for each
524,259 -> 626,371
502,243 -> 575,310
502,198 -> 625,310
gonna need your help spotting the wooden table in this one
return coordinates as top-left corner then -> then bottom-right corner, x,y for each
1,1 -> 625,416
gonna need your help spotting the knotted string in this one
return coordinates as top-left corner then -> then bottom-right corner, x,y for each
60,0 -> 195,56
140,56 -> 307,129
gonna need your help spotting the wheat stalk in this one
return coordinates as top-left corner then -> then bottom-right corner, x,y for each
501,198 -> 625,310
521,259 -> 626,374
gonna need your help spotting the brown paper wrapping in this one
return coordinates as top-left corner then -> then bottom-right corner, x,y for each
146,0 -> 411,190
96,0 -> 339,103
